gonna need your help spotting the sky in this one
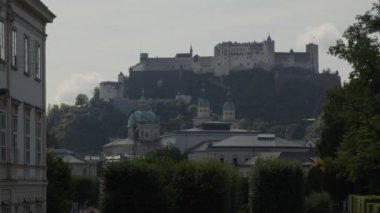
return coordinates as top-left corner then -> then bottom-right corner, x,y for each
43,0 -> 375,105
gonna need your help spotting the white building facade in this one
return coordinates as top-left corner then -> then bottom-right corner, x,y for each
0,1 -> 55,212
130,37 -> 319,76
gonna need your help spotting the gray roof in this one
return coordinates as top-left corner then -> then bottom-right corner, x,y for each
241,150 -> 315,167
212,135 -> 305,148
49,149 -> 87,164
103,138 -> 135,147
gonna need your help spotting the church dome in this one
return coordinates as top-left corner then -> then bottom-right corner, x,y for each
127,89 -> 159,128
198,97 -> 210,108
127,110 -> 159,128
223,101 -> 235,111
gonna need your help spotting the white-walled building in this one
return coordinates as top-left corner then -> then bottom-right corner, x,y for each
102,91 -> 161,157
50,149 -> 97,177
0,1 -> 55,212
187,134 -> 316,176
99,72 -> 125,102
130,37 -> 319,76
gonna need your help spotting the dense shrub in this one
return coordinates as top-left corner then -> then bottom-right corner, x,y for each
101,161 -> 175,213
47,153 -> 73,213
304,191 -> 332,211
172,160 -> 241,213
72,176 -> 100,209
248,158 -> 304,213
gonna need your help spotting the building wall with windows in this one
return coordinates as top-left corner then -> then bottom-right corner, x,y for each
0,1 -> 55,213
130,37 -> 319,76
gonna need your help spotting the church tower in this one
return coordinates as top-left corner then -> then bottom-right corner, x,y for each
197,85 -> 210,119
193,84 -> 211,127
222,89 -> 235,122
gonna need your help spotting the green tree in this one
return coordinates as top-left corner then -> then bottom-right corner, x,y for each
239,118 -> 251,130
102,161 -> 175,213
319,1 -> 380,193
47,153 -> 72,213
172,160 -> 241,213
304,191 -> 332,211
72,176 -> 100,209
248,158 -> 304,213
75,94 -> 89,106
146,145 -> 187,163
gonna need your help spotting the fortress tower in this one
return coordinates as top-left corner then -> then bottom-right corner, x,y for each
306,43 -> 319,73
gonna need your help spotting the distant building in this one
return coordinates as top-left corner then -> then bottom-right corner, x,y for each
0,1 -> 55,212
102,91 -> 161,157
193,86 -> 239,128
99,72 -> 126,102
187,134 -> 316,176
50,149 -> 97,177
130,37 -> 319,76
160,122 -> 259,153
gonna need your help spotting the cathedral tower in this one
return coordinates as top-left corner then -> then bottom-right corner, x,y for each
222,89 -> 235,122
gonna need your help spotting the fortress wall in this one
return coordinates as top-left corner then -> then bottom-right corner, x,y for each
131,57 -> 192,71
193,56 -> 215,74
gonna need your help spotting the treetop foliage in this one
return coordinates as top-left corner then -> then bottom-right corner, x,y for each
319,0 -> 380,193
249,158 -> 304,213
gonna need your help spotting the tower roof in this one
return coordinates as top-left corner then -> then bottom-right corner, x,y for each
137,89 -> 149,111
127,111 -> 159,128
223,89 -> 235,111
198,83 -> 210,107
267,34 -> 272,41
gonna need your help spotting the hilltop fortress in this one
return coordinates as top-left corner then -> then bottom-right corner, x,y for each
130,36 -> 319,76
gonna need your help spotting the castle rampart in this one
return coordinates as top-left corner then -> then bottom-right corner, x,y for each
129,37 -> 319,76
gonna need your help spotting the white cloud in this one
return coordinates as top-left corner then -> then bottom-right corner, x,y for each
295,22 -> 340,50
50,73 -> 104,105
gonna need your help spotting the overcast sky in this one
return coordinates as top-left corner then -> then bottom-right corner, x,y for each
43,0 -> 375,105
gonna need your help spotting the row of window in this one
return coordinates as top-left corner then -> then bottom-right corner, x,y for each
1,204 -> 42,213
219,156 -> 251,166
0,19 -> 42,80
0,102 -> 43,165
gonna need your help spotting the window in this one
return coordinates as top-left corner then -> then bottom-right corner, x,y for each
24,36 -> 30,74
233,157 -> 238,167
23,205 -> 30,213
1,207 -> 10,213
83,168 -> 87,176
36,112 -> 42,165
12,104 -> 18,163
0,102 -> 6,162
0,20 -> 4,61
24,108 -> 31,164
11,29 -> 17,68
35,204 -> 42,213
36,44 -> 41,79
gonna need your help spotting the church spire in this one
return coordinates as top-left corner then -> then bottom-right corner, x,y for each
190,44 -> 193,56
267,34 -> 272,41
138,88 -> 149,111
197,83 -> 210,119
223,87 -> 235,122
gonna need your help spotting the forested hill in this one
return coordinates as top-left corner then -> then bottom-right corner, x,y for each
47,68 -> 340,154
126,68 -> 341,123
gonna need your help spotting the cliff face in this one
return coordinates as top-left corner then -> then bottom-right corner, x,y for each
124,68 -> 341,123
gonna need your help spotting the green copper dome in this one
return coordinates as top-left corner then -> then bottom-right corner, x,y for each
198,97 -> 210,108
127,110 -> 159,128
223,101 -> 235,111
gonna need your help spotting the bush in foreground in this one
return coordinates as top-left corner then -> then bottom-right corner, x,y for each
101,161 -> 175,213
249,158 -> 304,213
172,160 -> 241,213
